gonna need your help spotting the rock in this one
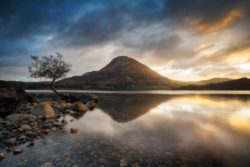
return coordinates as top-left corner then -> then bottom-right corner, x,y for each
6,114 -> 36,123
0,152 -> 5,160
61,119 -> 67,124
18,135 -> 27,142
27,142 -> 34,147
64,109 -> 74,114
86,101 -> 96,110
31,102 -> 56,119
120,159 -> 128,167
99,158 -> 109,165
0,88 -> 34,117
72,102 -> 88,112
20,124 -> 31,131
41,128 -> 51,135
5,137 -> 16,145
70,128 -> 79,134
25,131 -> 37,138
40,162 -> 53,167
13,148 -> 23,155
132,162 -> 140,167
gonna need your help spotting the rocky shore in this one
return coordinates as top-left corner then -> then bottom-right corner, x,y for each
0,88 -> 98,160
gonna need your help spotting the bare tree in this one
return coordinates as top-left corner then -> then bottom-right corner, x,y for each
29,53 -> 71,96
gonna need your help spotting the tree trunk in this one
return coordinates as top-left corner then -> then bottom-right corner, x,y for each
50,79 -> 60,98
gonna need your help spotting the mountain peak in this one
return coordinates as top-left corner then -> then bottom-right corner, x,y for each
100,56 -> 140,72
112,56 -> 134,61
102,56 -> 139,70
59,55 -> 177,90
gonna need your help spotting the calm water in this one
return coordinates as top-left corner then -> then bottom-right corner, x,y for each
1,91 -> 250,167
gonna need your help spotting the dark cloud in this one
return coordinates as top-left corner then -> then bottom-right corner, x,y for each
1,0 -> 250,80
165,0 -> 250,33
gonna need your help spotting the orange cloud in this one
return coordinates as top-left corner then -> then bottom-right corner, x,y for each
186,8 -> 244,33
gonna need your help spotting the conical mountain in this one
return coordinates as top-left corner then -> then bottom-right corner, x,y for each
58,56 -> 179,90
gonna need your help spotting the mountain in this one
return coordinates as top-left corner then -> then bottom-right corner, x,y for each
58,56 -> 181,90
187,77 -> 232,85
180,77 -> 250,90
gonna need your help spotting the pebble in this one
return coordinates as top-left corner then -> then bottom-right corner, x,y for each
0,152 -> 5,160
13,148 -> 23,155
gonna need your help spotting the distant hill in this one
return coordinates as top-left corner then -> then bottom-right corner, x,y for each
180,77 -> 250,90
187,78 -> 232,85
58,56 -> 182,90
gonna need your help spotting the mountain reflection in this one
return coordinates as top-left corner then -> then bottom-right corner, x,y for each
97,94 -> 174,122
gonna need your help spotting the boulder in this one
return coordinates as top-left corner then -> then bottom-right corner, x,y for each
0,88 -> 34,117
0,95 -> 21,117
72,102 -> 88,112
31,102 -> 56,119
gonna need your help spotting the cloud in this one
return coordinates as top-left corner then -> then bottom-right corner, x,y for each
185,8 -> 244,33
0,0 -> 250,81
165,0 -> 249,33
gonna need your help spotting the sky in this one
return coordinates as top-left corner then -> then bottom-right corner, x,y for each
0,0 -> 250,81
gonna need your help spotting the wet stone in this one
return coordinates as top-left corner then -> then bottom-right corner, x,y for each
13,148 -> 23,155
0,152 -> 5,160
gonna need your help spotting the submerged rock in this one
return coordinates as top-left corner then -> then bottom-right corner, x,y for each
31,102 -> 56,119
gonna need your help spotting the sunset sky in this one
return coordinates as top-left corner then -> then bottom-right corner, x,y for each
1,0 -> 250,81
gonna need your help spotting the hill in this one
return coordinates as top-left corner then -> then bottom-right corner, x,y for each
58,56 -> 181,90
180,77 -> 250,90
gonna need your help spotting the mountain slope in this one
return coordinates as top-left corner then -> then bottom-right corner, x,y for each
180,77 -> 250,90
58,56 -> 180,90
186,78 -> 232,85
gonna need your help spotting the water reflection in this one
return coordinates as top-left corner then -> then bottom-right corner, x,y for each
62,94 -> 250,166
1,93 -> 250,167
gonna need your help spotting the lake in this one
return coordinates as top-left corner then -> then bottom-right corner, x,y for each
1,91 -> 250,167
